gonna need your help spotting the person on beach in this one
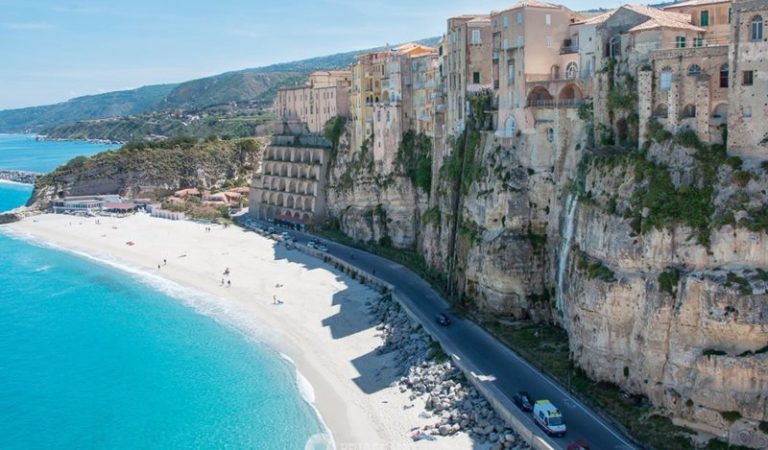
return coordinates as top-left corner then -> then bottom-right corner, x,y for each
223,267 -> 230,276
221,278 -> 225,286
227,280 -> 231,288
163,259 -> 167,266
157,264 -> 161,270
273,295 -> 277,305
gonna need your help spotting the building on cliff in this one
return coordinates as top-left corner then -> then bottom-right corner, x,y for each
726,0 -> 768,158
445,14 -> 493,135
489,1 -> 585,139
276,70 -> 351,133
248,123 -> 332,226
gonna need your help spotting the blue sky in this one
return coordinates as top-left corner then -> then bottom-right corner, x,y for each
0,0 -> 625,110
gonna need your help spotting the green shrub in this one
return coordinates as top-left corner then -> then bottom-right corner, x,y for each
658,268 -> 681,296
647,118 -> 672,143
422,206 -> 441,226
733,170 -> 752,187
720,410 -> 742,423
676,129 -> 702,149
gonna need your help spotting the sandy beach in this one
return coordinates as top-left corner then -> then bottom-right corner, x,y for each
5,213 -> 475,449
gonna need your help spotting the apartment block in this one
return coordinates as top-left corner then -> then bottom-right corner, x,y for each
276,70 -> 351,133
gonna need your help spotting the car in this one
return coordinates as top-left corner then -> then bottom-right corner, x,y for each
512,391 -> 533,412
567,440 -> 590,450
435,313 -> 451,326
317,244 -> 328,252
307,242 -> 316,249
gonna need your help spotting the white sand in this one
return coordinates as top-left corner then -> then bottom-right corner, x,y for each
6,213 -> 475,449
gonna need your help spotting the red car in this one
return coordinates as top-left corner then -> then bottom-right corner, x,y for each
567,440 -> 590,450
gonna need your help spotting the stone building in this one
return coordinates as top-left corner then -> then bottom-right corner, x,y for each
663,0 -> 734,45
445,14 -> 493,134
727,0 -> 767,159
249,126 -> 332,226
276,70 -> 351,133
489,0 -> 584,138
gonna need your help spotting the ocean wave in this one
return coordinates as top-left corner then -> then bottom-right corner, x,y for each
0,179 -> 33,187
0,228 -> 336,447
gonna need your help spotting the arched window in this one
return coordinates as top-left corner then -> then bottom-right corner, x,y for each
687,64 -> 702,76
565,62 -> 578,80
654,103 -> 669,118
660,67 -> 673,90
505,116 -> 517,137
551,65 -> 560,79
720,64 -> 729,88
752,15 -> 764,41
682,104 -> 696,118
608,35 -> 621,58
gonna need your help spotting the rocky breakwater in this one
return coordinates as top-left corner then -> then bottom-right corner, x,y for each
368,293 -> 528,449
0,170 -> 40,185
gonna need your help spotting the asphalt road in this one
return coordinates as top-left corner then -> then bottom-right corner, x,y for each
244,218 -> 637,450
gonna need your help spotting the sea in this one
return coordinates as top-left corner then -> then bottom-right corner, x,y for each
0,134 -> 329,449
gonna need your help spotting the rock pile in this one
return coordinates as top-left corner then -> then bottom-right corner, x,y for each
368,294 -> 529,449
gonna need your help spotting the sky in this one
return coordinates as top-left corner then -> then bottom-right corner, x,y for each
0,0 -> 626,111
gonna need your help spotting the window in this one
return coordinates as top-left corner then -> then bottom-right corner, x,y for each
503,16 -> 509,28
609,35 -> 621,57
471,29 -> 481,44
744,106 -> 752,118
728,8 -> 732,24
547,128 -> 555,142
720,64 -> 729,88
688,64 -> 702,76
566,62 -> 578,79
675,36 -> 687,48
503,38 -> 509,50
546,14 -> 551,25
693,37 -> 703,47
700,11 -> 709,26
660,67 -> 673,90
516,35 -> 524,47
473,72 -> 480,84
682,104 -> 696,118
507,64 -> 515,82
752,15 -> 764,41
517,12 -> 523,24
504,116 -> 517,137
743,70 -> 754,86
545,36 -> 552,48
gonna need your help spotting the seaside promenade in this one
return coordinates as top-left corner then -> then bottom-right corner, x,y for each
264,221 -> 638,450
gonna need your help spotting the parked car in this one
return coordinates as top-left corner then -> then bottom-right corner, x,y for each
317,244 -> 328,252
533,400 -> 567,437
435,313 -> 451,326
513,391 -> 533,412
567,440 -> 590,450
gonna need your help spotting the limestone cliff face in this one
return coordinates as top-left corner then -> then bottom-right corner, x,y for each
562,140 -> 768,446
326,127 -> 428,249
420,107 -> 587,319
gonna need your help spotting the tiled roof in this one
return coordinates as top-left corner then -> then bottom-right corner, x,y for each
514,0 -> 562,8
663,0 -> 731,9
573,9 -> 615,25
623,4 -> 704,32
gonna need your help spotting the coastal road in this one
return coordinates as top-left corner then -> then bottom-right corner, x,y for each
244,218 -> 637,450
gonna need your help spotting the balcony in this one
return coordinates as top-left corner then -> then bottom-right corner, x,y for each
560,45 -> 578,54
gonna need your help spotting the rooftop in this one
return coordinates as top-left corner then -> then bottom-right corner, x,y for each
663,0 -> 732,9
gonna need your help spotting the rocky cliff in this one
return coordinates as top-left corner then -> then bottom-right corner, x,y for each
29,136 -> 264,208
324,100 -> 768,446
562,135 -> 768,447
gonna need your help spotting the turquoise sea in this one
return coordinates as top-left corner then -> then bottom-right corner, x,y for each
0,136 -> 328,449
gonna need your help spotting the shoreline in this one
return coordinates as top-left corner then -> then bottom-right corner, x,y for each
4,213 -> 476,449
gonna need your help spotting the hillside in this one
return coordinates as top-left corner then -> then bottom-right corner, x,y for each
29,136 -> 264,208
40,112 -> 276,143
0,37 -> 440,134
0,84 -> 178,133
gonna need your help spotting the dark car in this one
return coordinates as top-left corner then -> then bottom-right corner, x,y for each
567,440 -> 590,450
435,313 -> 451,326
513,391 -> 533,412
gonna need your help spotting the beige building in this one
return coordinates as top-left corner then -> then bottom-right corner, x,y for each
726,0 -> 767,159
664,0 -> 733,45
445,14 -> 493,134
249,127 -> 331,226
276,70 -> 351,133
490,0 -> 583,137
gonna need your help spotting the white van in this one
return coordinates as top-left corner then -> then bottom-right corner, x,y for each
533,400 -> 567,437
